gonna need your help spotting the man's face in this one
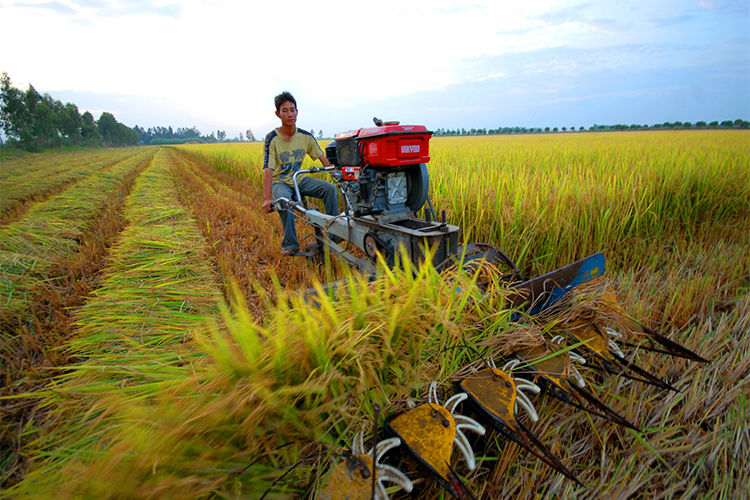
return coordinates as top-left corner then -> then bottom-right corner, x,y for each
276,101 -> 297,127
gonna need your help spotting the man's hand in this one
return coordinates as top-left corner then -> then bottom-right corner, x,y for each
263,168 -> 274,213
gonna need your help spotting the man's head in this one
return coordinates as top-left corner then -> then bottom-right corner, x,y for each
274,91 -> 298,128
274,91 -> 297,112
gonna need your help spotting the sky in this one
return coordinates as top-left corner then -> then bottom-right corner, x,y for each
1,0 -> 748,139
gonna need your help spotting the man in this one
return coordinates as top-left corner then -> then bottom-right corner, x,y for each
262,91 -> 339,256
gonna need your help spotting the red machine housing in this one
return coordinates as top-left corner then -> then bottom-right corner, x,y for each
333,125 -> 432,167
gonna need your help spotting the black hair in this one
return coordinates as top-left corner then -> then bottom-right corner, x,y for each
274,91 -> 297,112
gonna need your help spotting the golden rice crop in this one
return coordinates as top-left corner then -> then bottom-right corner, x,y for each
3,130 -> 748,499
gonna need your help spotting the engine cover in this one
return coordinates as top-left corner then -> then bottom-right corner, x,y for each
325,124 -> 432,168
326,124 -> 432,217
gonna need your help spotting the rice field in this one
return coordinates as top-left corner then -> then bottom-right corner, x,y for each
0,130 -> 748,499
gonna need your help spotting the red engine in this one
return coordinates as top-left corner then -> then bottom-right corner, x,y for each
325,124 -> 432,167
326,122 -> 433,218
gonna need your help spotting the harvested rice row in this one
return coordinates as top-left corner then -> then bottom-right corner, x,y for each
0,149 -> 157,322
5,148 -> 224,497
0,149 -> 154,485
0,149 -> 121,181
168,148 -> 321,315
0,148 -> 142,226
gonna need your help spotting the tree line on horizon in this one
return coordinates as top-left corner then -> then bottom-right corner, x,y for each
0,72 -> 139,151
434,119 -> 749,136
134,126 -> 261,145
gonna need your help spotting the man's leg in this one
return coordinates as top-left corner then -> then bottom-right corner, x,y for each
298,176 -> 342,244
298,176 -> 339,215
271,182 -> 299,253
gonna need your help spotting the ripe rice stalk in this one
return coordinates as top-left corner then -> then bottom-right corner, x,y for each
427,131 -> 749,276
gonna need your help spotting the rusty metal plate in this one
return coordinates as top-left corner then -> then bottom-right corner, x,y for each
459,368 -> 518,432
387,403 -> 456,483
318,454 -> 376,500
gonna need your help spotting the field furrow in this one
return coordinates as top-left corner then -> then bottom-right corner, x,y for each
0,149 -> 156,483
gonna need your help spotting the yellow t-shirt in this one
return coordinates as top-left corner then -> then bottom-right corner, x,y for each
263,128 -> 324,186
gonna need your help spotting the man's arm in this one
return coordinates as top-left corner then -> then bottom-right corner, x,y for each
318,153 -> 331,167
262,167 -> 274,213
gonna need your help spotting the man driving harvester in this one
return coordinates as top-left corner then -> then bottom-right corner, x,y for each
262,91 -> 339,256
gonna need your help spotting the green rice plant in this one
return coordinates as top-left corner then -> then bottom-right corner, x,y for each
7,242 -> 525,498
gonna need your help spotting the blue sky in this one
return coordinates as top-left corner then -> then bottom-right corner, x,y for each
1,0 -> 748,139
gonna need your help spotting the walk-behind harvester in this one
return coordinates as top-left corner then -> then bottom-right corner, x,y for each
272,119 -> 709,499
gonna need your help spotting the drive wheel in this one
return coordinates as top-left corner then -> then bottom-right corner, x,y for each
454,243 -> 523,288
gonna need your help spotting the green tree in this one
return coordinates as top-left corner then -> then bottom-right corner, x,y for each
32,94 -> 61,148
59,103 -> 83,145
81,111 -> 101,145
1,72 -> 35,149
97,112 -> 118,145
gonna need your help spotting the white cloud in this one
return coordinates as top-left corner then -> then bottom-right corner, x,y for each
0,0 -> 746,131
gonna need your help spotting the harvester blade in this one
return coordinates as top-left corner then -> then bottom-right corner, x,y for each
508,253 -> 605,318
385,383 -> 485,500
559,320 -> 679,392
610,352 -> 679,392
597,288 -> 709,363
457,362 -> 582,485
624,322 -> 710,363
515,342 -> 640,431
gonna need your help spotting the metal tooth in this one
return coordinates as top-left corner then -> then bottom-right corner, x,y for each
515,341 -> 640,431
562,320 -> 681,392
